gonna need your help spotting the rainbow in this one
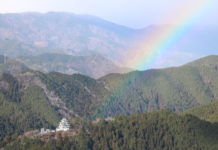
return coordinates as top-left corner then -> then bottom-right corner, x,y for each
123,0 -> 215,70
96,0 -> 217,117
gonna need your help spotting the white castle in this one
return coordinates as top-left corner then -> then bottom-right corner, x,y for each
56,118 -> 70,132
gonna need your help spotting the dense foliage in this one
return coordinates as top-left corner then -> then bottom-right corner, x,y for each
27,55 -> 218,120
1,55 -> 218,120
95,56 -> 218,117
185,100 -> 218,123
0,73 -> 61,140
39,72 -> 108,118
1,55 -> 218,145
3,110 -> 218,150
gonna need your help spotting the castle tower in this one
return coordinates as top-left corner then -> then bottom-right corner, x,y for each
56,118 -> 70,132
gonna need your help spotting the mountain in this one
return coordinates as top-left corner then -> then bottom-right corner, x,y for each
0,12 -> 138,62
0,38 -> 63,57
0,55 -> 29,74
0,39 -> 132,78
94,55 -> 218,117
16,53 -> 131,78
0,67 -> 108,139
0,72 -> 61,140
1,55 -> 218,140
3,110 -> 218,150
187,55 -> 218,67
1,13 -> 218,68
185,100 -> 218,123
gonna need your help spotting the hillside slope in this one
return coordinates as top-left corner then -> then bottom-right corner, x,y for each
16,53 -> 131,78
0,73 -> 61,140
0,55 -> 29,74
1,55 -> 218,140
0,70 -> 107,140
185,100 -> 218,123
3,110 -> 218,150
95,55 -> 218,117
0,39 -> 65,57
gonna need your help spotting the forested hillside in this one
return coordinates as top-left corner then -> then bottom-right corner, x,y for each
0,73 -> 61,140
95,55 -> 218,117
3,110 -> 218,150
185,100 -> 218,123
1,55 -> 218,141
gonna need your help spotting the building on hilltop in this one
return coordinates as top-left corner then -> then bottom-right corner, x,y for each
56,118 -> 70,132
39,118 -> 70,135
40,128 -> 55,135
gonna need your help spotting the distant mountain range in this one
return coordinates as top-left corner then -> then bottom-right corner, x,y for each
0,37 -> 132,78
0,12 -> 140,63
16,53 -> 131,78
1,12 -> 218,68
0,55 -> 29,74
0,38 -> 63,57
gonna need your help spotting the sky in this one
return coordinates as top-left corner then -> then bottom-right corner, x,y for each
1,0 -> 218,28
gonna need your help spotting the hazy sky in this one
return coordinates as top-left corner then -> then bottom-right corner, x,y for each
1,0 -> 218,28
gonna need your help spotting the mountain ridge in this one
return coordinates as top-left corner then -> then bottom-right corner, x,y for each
1,12 -> 218,68
16,53 -> 132,78
0,55 -> 218,140
0,12 -> 139,63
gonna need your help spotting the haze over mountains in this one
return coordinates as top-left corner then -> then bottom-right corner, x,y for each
0,12 -> 218,69
15,53 -> 131,78
0,12 -> 137,62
